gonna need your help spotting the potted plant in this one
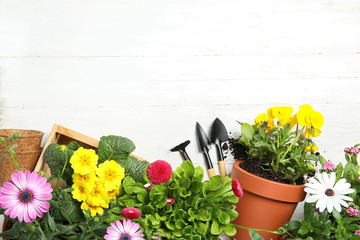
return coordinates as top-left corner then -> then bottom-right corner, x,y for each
279,145 -> 360,240
230,104 -> 324,240
0,135 -> 149,239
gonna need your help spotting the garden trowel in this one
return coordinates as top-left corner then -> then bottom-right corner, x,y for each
196,122 -> 215,178
211,118 -> 229,180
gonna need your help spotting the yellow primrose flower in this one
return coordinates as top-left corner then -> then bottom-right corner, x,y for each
96,160 -> 125,191
70,147 -> 98,175
81,202 -> 104,217
305,142 -> 319,152
267,106 -> 293,126
107,188 -> 120,199
86,184 -> 109,208
71,182 -> 91,202
72,172 -> 97,185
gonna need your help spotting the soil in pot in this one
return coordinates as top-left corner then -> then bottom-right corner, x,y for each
229,138 -> 304,185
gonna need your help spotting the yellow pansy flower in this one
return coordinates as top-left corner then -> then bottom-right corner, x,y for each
70,147 -> 98,175
86,184 -> 109,208
296,104 -> 324,138
81,202 -> 104,217
305,142 -> 319,152
72,172 -> 97,185
254,113 -> 276,131
267,106 -> 293,126
71,181 -> 91,202
96,160 -> 125,191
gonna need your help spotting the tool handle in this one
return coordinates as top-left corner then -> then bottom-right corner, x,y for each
215,143 -> 224,161
180,150 -> 192,162
207,168 -> 216,178
203,150 -> 214,169
219,160 -> 227,179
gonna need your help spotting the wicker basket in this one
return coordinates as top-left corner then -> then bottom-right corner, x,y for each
0,148 -> 42,186
0,129 -> 44,152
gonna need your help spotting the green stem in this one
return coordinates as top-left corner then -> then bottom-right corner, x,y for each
279,127 -> 305,163
10,154 -> 21,171
57,150 -> 68,185
232,224 -> 280,235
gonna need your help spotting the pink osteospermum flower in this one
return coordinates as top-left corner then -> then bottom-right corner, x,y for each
0,170 -> 53,223
104,219 -> 145,240
146,160 -> 172,185
121,207 -> 141,219
231,179 -> 243,198
323,161 -> 336,171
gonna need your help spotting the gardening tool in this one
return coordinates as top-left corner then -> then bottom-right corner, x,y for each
170,140 -> 192,162
211,118 -> 229,180
196,122 -> 215,178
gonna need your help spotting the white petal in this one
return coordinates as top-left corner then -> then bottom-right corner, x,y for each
326,197 -> 334,213
316,196 -> 327,212
338,195 -> 353,202
306,194 -> 321,203
329,172 -> 336,188
330,196 -> 341,213
304,187 -> 322,195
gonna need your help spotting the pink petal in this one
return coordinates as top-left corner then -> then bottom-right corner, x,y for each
11,171 -> 26,190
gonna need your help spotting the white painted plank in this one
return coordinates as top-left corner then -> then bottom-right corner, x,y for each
0,0 -> 359,56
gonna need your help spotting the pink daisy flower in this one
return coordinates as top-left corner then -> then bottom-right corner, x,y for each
0,170 -> 53,223
121,207 -> 141,219
146,160 -> 172,185
232,179 -> 243,198
166,198 -> 175,204
105,219 -> 145,240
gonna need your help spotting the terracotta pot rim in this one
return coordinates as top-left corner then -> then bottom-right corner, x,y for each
232,160 -> 306,202
233,160 -> 305,188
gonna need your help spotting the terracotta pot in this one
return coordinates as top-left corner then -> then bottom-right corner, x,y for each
2,221 -> 6,233
0,129 -> 44,152
230,161 -> 306,240
0,148 -> 42,186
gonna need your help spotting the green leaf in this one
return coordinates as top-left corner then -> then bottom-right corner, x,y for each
210,221 -> 222,235
181,160 -> 195,178
47,212 -> 56,231
221,223 -> 236,236
249,230 -> 265,240
44,143 -> 74,186
119,156 -> 149,184
97,135 -> 136,162
67,141 -> 81,151
218,212 -> 230,225
241,123 -> 255,141
193,166 -> 204,181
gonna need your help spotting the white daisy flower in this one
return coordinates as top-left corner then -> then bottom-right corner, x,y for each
304,172 -> 354,213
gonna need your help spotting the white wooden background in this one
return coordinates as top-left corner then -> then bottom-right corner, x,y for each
1,0 -> 360,227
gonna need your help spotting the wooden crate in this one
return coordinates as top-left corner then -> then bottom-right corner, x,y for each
34,124 -> 144,178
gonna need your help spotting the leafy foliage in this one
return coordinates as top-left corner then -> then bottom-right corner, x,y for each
280,145 -> 360,240
110,160 -> 239,239
239,122 -> 318,184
